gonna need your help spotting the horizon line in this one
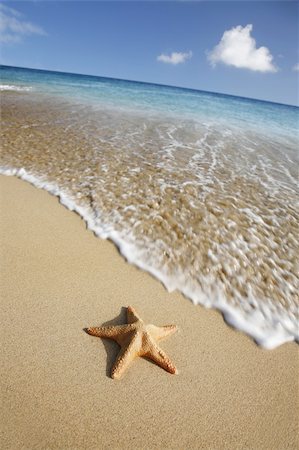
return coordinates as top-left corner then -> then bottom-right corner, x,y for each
1,64 -> 298,109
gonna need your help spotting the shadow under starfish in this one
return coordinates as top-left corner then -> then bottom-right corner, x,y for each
85,306 -> 178,379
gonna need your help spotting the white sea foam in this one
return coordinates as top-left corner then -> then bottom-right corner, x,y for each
0,84 -> 32,92
2,76 -> 298,349
1,166 -> 298,349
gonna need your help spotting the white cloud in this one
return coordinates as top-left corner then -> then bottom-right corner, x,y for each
293,63 -> 299,72
157,51 -> 192,65
0,3 -> 46,44
208,24 -> 277,73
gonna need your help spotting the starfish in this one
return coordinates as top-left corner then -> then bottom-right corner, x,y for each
86,306 -> 178,379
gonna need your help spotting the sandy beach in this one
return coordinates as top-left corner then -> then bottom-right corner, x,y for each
1,174 -> 298,450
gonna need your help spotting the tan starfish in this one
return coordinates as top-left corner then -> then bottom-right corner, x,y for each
86,306 -> 178,379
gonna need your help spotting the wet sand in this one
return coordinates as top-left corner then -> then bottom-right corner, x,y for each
1,174 -> 298,450
2,92 -> 299,344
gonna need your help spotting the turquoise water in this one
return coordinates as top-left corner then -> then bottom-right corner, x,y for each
1,65 -> 298,348
1,65 -> 298,140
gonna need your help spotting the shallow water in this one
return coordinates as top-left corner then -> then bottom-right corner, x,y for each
1,66 -> 298,348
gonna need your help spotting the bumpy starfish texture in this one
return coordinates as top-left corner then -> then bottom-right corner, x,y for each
86,306 -> 178,379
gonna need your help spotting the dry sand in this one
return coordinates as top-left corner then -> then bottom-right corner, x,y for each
1,174 -> 298,450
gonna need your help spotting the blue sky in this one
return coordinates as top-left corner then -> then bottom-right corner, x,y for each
0,1 -> 298,105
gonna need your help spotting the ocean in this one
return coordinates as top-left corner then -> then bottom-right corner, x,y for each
1,65 -> 298,348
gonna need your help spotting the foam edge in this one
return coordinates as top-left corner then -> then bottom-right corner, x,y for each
0,166 -> 297,350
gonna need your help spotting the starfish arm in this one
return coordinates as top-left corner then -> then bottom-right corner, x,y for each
126,305 -> 143,324
86,324 -> 130,340
146,324 -> 178,341
145,341 -> 178,375
111,332 -> 142,379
